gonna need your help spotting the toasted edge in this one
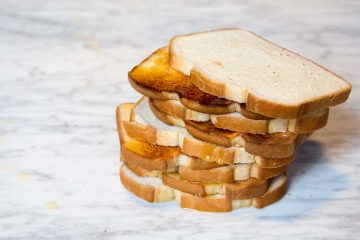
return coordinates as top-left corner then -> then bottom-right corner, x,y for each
119,165 -> 174,202
116,103 -> 134,143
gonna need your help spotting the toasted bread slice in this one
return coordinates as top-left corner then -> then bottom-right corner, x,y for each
121,139 -> 227,171
178,164 -> 286,183
169,29 -> 351,118
121,97 -> 298,165
128,47 -> 231,106
119,165 -> 174,202
123,162 -> 269,199
162,173 -> 268,199
121,140 -> 179,172
121,142 -> 286,183
149,98 -> 307,158
151,98 -> 329,134
175,174 -> 288,211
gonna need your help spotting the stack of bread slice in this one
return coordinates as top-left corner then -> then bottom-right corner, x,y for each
116,29 -> 351,212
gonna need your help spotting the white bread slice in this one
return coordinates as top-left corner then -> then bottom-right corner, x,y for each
122,97 -> 297,164
169,29 -> 351,118
119,165 -> 174,202
175,174 -> 287,211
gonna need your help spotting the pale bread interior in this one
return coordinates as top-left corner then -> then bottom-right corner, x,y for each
170,29 -> 351,105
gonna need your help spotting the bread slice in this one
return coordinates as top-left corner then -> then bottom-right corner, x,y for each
162,173 -> 268,199
116,103 -> 134,143
117,103 -> 289,173
128,47 -> 232,106
179,163 -> 286,183
169,28 -> 351,118
149,98 -> 307,158
151,95 -> 329,135
120,163 -> 286,210
119,165 -> 174,202
121,140 -> 179,172
121,142 -> 286,183
123,162 -> 269,199
175,174 -> 287,211
121,139 -> 226,171
122,97 -> 298,165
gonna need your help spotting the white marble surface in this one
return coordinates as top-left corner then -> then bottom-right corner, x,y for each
1,0 -> 360,239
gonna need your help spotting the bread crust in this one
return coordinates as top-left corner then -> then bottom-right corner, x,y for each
150,101 -> 308,158
175,173 -> 287,211
179,97 -> 236,114
252,175 -> 288,208
224,178 -> 268,199
151,97 -> 329,134
170,29 -> 351,119
121,144 -> 178,171
116,103 -> 134,143
120,166 -> 155,202
163,173 -> 268,199
179,164 -> 286,183
129,77 -> 179,101
162,173 -> 206,196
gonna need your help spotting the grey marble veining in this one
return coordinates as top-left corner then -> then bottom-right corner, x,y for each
1,0 -> 360,239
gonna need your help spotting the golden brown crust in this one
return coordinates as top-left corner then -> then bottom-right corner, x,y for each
224,178 -> 268,199
239,104 -> 273,120
121,144 -> 178,171
129,77 -> 178,101
179,192 -> 233,212
246,86 -> 350,119
292,108 -> 329,133
151,99 -> 186,119
179,166 -> 234,183
186,157 -> 221,170
213,113 -> 268,134
129,47 -> 230,105
120,166 -> 155,202
124,160 -> 157,177
185,120 -> 235,147
179,97 -> 235,114
244,133 -> 310,158
116,103 -> 134,144
122,121 -> 158,145
184,119 -> 307,159
252,164 -> 287,180
181,137 -> 236,164
253,176 -> 288,208
255,154 -> 295,168
162,173 -> 206,196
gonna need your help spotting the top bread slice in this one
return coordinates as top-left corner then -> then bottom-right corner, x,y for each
169,28 -> 351,118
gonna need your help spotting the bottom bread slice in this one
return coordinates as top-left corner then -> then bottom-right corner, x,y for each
120,164 -> 287,211
120,165 -> 174,202
175,174 -> 287,211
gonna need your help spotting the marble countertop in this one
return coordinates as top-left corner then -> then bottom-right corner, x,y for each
1,0 -> 360,239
